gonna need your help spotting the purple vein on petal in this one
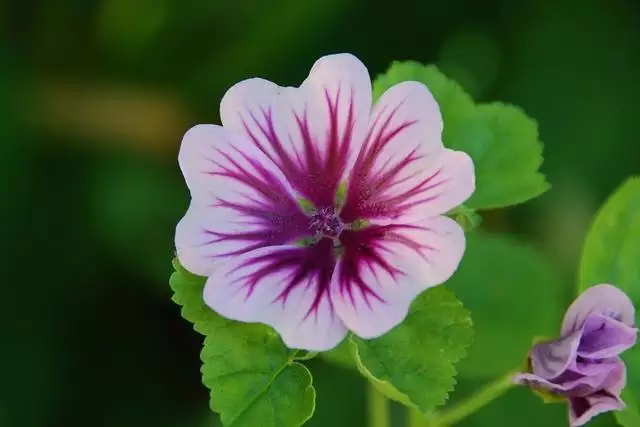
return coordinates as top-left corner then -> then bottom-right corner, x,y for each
239,86 -> 357,209
226,238 -> 337,318
336,223 -> 440,309
197,139 -> 311,258
340,99 -> 431,222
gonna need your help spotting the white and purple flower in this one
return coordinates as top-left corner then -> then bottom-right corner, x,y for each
515,284 -> 638,426
175,53 -> 475,351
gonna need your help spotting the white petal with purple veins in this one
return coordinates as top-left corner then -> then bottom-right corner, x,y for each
175,124 -> 311,276
341,81 -> 474,223
220,53 -> 372,208
203,240 -> 348,351
330,216 -> 465,338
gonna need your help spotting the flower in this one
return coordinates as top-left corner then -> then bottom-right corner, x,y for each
514,284 -> 638,426
175,53 -> 475,351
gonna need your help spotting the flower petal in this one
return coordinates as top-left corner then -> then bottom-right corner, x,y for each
176,124 -> 311,276
330,216 -> 465,338
203,239 -> 348,351
529,331 -> 582,380
514,358 -> 622,396
562,284 -> 636,335
570,361 -> 626,427
340,81 -> 475,223
571,356 -> 622,377
513,372 -> 569,395
558,359 -> 624,395
569,392 -> 625,427
219,53 -> 372,208
577,313 -> 637,359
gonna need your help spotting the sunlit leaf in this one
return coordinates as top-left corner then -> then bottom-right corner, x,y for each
373,62 -> 550,210
170,260 -> 316,427
450,103 -> 550,209
350,286 -> 473,413
578,177 -> 640,427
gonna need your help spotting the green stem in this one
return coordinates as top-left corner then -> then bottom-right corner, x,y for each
407,408 -> 426,427
292,351 -> 318,361
429,372 -> 516,426
368,384 -> 391,427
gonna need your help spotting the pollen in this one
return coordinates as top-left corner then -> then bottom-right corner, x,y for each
308,207 -> 344,239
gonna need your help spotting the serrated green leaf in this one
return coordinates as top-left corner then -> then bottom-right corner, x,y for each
201,334 -> 315,427
350,286 -> 473,413
577,177 -> 640,427
372,61 -> 475,139
447,232 -> 566,378
169,258 -> 221,336
349,340 -> 414,408
447,204 -> 482,232
372,62 -> 550,210
170,259 -> 316,427
451,103 -> 550,209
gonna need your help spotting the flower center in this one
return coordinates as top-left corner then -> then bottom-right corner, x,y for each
309,207 -> 344,239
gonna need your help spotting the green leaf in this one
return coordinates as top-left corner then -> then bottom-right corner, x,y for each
350,286 -> 474,413
447,232 -> 567,378
451,104 -> 550,209
349,341 -> 416,409
320,337 -> 357,370
579,177 -> 640,298
372,61 -> 475,137
617,353 -> 640,427
170,259 -> 316,427
169,258 -> 221,336
372,62 -> 550,210
447,204 -> 483,232
201,334 -> 315,427
577,177 -> 640,427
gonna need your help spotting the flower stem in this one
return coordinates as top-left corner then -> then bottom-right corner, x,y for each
368,384 -> 391,427
292,351 -> 318,361
429,372 -> 516,426
407,408 -> 426,427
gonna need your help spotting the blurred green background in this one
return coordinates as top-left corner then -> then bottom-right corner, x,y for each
1,0 -> 639,426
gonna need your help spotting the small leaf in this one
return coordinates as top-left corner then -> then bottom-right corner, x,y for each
201,333 -> 315,427
350,341 -> 414,407
170,259 -> 316,427
372,62 -> 550,210
372,61 -> 475,137
351,286 -> 473,413
450,103 -> 550,209
447,232 -> 567,378
577,177 -> 640,427
169,258 -> 220,336
447,204 -> 482,232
